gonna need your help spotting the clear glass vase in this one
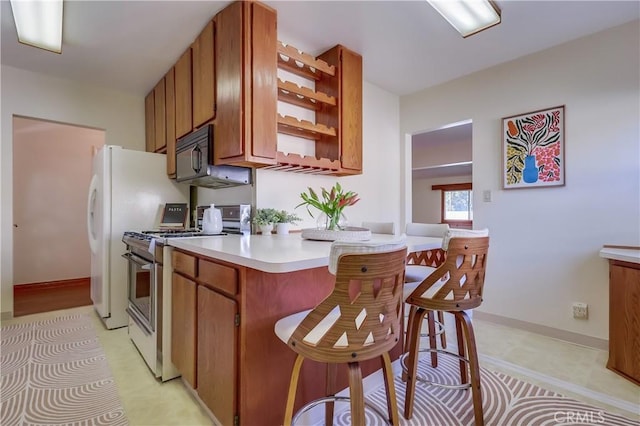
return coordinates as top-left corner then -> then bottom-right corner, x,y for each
316,212 -> 348,231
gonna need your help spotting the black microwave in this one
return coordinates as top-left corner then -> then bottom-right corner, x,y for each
175,125 -> 252,189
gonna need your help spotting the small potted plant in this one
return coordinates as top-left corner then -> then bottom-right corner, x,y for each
274,210 -> 301,235
252,208 -> 279,235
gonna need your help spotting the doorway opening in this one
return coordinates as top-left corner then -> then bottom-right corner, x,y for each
410,121 -> 472,229
12,116 -> 105,316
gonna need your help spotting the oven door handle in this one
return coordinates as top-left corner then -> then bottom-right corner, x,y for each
126,307 -> 153,336
122,252 -> 152,269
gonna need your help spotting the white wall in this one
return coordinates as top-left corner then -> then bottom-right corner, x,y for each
1,65 -> 145,316
401,21 -> 640,340
412,136 -> 471,168
256,81 -> 401,231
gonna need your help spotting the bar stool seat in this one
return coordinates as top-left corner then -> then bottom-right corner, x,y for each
275,239 -> 408,426
404,264 -> 436,283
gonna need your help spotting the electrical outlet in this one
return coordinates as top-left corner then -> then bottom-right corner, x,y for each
572,302 -> 588,319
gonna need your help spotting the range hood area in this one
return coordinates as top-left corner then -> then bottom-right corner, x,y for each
175,125 -> 252,189
178,164 -> 252,189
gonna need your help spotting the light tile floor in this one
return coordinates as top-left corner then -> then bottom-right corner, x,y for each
2,306 -> 638,425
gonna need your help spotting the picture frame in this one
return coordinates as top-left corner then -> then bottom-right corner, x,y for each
502,105 -> 565,189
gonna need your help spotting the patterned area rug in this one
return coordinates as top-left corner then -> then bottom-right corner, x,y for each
1,314 -> 128,425
335,355 -> 639,425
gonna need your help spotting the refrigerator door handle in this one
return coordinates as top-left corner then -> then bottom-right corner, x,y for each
87,174 -> 99,255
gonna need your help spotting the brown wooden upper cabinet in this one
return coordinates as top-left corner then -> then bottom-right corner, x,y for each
145,91 -> 155,153
143,0 -> 362,176
175,48 -> 193,139
165,67 -> 177,177
214,1 -> 277,167
317,45 -> 363,174
153,79 -> 167,153
144,78 -> 168,154
143,70 -> 177,176
192,19 -> 216,129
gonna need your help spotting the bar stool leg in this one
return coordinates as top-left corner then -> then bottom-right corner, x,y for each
437,310 -> 447,348
455,311 -> 484,426
325,363 -> 337,426
455,315 -> 468,385
381,352 -> 400,426
427,311 -> 438,367
347,362 -> 365,426
403,307 -> 427,420
284,354 -> 305,426
402,305 -> 418,382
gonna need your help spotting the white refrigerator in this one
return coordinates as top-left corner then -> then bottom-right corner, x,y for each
87,145 -> 188,329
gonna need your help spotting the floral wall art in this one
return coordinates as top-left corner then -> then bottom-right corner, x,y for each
503,105 -> 565,189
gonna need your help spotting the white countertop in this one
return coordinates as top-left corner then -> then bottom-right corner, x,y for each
599,246 -> 640,264
168,233 -> 443,273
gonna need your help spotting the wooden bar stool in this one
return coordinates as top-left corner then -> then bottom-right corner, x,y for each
403,235 -> 490,426
274,240 -> 407,426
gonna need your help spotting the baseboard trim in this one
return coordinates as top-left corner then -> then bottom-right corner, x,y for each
474,310 -> 608,350
479,354 -> 640,416
14,277 -> 90,292
1,311 -> 14,321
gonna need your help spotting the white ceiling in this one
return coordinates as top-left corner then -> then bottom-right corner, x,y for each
1,1 -> 638,97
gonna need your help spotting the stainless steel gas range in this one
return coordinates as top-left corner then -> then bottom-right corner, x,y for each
122,229 -> 225,381
121,204 -> 250,381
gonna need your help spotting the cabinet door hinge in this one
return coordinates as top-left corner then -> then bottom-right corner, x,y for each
234,415 -> 239,426
235,313 -> 240,327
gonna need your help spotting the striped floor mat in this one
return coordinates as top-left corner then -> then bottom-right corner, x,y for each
1,314 -> 128,425
335,354 -> 639,425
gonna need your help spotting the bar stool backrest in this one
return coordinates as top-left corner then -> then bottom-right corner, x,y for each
361,221 -> 396,235
288,242 -> 407,363
406,236 -> 489,311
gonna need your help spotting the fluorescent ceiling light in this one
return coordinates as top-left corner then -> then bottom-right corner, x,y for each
10,0 -> 63,53
427,0 -> 501,38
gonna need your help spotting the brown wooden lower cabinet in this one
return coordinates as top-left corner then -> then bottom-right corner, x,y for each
197,285 -> 237,426
607,259 -> 640,385
171,272 -> 197,388
171,249 -> 402,425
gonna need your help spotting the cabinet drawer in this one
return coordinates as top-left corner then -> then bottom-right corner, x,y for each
173,250 -> 197,278
199,259 -> 238,295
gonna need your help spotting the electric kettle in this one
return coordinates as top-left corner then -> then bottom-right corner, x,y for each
202,204 -> 223,234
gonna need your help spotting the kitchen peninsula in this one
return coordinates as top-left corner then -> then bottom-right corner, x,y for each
167,233 -> 441,426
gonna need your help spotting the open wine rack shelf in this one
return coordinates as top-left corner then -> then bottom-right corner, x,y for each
277,41 -> 335,80
277,79 -> 336,111
262,152 -> 341,174
274,41 -> 361,175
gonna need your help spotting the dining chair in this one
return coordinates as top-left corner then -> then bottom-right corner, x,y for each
361,221 -> 396,234
274,239 -> 407,426
403,234 -> 490,426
